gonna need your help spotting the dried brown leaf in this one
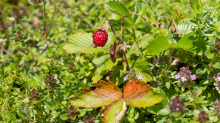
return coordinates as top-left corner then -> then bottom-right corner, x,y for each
110,42 -> 118,63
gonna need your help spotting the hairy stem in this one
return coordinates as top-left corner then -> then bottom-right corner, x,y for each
100,19 -> 120,41
119,12 -> 148,71
132,27 -> 136,39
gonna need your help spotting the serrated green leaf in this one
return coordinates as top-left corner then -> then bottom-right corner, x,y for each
146,35 -> 172,55
129,57 -> 153,82
64,33 -> 108,53
69,80 -> 122,108
186,4 -> 196,18
177,20 -> 196,36
148,89 -> 169,114
92,54 -> 122,83
134,1 -> 147,24
176,31 -> 207,55
105,1 -> 132,24
102,100 -> 126,123
139,34 -> 154,48
126,34 -> 154,59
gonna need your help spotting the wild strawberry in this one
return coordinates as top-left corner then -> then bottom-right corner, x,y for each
93,29 -> 108,47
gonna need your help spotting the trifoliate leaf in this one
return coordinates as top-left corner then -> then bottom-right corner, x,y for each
134,1 -> 147,24
105,1 -> 132,24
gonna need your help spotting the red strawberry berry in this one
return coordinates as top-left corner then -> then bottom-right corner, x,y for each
93,29 -> 108,47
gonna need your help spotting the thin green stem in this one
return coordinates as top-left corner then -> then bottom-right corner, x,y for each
153,55 -> 156,73
132,27 -> 136,39
163,71 -> 184,95
209,52 -> 217,68
73,72 -> 84,86
123,51 -> 130,71
187,84 -> 196,97
34,103 -> 44,119
58,77 -> 66,85
52,90 -> 68,111
132,27 -> 143,56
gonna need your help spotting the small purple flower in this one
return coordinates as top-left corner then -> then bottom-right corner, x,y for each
162,61 -> 165,64
176,107 -> 180,111
169,96 -> 184,114
181,77 -> 187,82
123,76 -> 128,81
213,99 -> 220,117
175,74 -> 180,79
137,75 -> 141,80
217,76 -> 220,82
190,75 -> 196,80
155,58 -> 160,63
215,85 -> 220,91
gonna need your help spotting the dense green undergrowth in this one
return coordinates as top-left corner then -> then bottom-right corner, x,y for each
1,0 -> 220,122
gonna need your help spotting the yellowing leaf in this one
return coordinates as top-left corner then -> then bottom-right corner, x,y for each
123,79 -> 162,108
101,99 -> 126,123
69,80 -> 122,108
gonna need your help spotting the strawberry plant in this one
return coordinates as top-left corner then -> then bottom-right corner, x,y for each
2,0 -> 220,122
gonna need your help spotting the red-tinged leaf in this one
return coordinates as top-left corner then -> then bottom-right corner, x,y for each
101,99 -> 127,123
123,79 -> 162,108
69,80 -> 122,108
94,80 -> 122,99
